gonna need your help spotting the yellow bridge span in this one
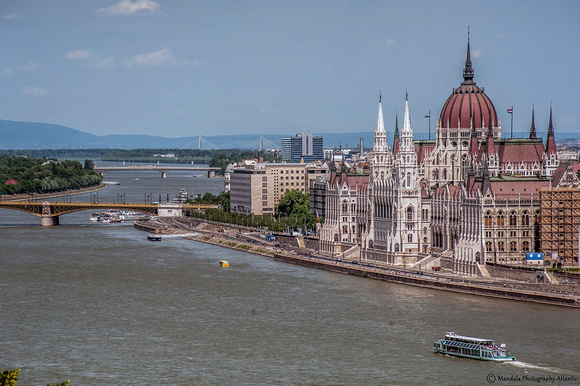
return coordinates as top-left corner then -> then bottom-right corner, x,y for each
0,200 -> 217,226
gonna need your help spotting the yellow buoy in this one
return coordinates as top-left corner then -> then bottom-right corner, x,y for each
219,260 -> 229,267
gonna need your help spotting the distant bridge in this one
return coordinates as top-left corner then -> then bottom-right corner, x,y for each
94,165 -> 221,178
0,200 -> 217,226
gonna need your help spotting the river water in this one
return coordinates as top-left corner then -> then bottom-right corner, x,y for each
1,164 -> 579,384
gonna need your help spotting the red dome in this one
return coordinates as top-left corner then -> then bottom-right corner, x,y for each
439,38 -> 498,130
439,83 -> 498,129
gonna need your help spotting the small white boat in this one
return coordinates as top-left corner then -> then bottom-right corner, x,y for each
433,332 -> 515,362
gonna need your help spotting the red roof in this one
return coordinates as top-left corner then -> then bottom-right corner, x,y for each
440,83 -> 498,130
488,179 -> 550,199
4,179 -> 17,185
496,140 -> 545,165
329,172 -> 369,191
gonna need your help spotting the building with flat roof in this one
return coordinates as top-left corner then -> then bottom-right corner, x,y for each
281,133 -> 323,163
230,161 -> 328,216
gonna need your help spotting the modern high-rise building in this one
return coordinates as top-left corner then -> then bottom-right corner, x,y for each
281,133 -> 323,163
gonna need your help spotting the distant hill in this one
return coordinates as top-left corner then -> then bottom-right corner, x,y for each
0,119 -> 578,150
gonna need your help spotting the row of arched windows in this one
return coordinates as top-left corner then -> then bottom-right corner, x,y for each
484,210 -> 536,227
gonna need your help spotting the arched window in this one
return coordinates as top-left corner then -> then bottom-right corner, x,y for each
497,211 -> 504,226
381,171 -> 385,180
433,169 -> 439,180
342,225 -> 348,233
406,172 -> 411,187
443,169 -> 447,180
509,211 -> 517,226
351,203 -> 356,212
510,241 -> 517,252
522,210 -> 529,226
423,227 -> 428,235
498,241 -> 505,251
342,201 -> 348,213
407,207 -> 414,221
522,241 -> 530,252
534,210 -> 540,224
408,234 -> 413,243
485,241 -> 492,252
334,234 -> 339,242
484,211 -> 492,226
394,243 -> 400,252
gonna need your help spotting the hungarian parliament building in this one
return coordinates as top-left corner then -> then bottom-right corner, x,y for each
316,36 -> 580,275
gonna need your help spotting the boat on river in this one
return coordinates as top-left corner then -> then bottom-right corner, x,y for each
433,332 -> 516,362
147,235 -> 162,241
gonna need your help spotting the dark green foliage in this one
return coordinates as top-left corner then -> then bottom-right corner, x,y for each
84,159 -> 95,170
47,381 -> 70,386
0,156 -> 102,195
189,190 -> 316,233
277,190 -> 316,230
0,369 -> 19,386
190,191 -> 230,212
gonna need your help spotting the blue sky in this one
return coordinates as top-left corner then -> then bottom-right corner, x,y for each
1,0 -> 579,140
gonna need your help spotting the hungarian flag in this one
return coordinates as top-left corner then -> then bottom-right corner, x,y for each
424,113 -> 430,118
507,108 -> 513,114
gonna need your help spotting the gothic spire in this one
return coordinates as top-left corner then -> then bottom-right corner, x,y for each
373,93 -> 387,153
463,27 -> 475,84
546,104 -> 557,155
393,112 -> 400,156
402,95 -> 412,136
376,93 -> 385,134
548,103 -> 554,135
529,105 -> 537,139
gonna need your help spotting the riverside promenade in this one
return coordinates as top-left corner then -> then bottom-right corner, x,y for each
135,217 -> 580,309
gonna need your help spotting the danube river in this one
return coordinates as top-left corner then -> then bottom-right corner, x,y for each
1,165 -> 578,384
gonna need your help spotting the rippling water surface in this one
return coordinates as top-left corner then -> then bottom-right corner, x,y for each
1,167 -> 578,384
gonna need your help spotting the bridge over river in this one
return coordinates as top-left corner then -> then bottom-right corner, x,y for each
0,200 -> 217,226
94,165 -> 221,178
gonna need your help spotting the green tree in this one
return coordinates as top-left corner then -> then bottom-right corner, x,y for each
0,369 -> 20,386
84,159 -> 95,170
277,190 -> 316,231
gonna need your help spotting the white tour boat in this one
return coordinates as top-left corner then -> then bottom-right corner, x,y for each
433,332 -> 516,362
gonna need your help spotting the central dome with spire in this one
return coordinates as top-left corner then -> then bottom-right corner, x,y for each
439,34 -> 498,131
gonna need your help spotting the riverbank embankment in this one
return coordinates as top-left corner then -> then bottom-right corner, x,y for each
135,217 -> 580,308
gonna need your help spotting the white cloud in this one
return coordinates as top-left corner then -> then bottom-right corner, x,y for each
2,12 -> 18,20
95,0 -> 161,16
124,48 -> 172,67
65,50 -> 92,60
22,87 -> 48,97
472,48 -> 484,59
96,57 -> 115,69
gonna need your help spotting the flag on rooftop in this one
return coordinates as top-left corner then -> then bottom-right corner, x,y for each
507,108 -> 513,114
424,112 -> 430,118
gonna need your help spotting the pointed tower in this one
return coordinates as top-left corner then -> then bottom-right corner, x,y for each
373,94 -> 387,154
546,105 -> 557,156
529,107 -> 537,140
544,104 -> 559,177
394,93 -> 420,256
392,113 -> 400,156
396,93 -> 418,189
463,28 -> 475,85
